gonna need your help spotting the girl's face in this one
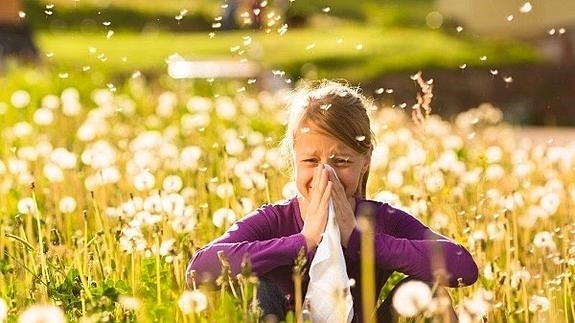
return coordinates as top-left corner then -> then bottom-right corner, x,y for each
293,123 -> 370,201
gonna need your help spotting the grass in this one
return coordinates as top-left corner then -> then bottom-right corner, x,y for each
0,67 -> 574,322
35,24 -> 540,83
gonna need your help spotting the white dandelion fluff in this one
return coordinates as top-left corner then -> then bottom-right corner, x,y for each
212,208 -> 236,228
178,290 -> 208,314
58,196 -> 77,213
392,280 -> 432,317
18,304 -> 66,323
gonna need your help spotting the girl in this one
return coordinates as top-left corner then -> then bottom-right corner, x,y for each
187,81 -> 478,322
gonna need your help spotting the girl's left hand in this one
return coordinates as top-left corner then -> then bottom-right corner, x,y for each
326,168 -> 357,247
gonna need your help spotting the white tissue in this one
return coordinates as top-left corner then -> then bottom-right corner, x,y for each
304,165 -> 354,323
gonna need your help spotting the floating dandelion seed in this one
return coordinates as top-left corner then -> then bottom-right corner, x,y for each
306,43 -> 316,50
209,32 -> 216,38
236,87 -> 246,93
230,45 -> 240,52
559,28 -> 566,34
356,44 -> 363,50
212,22 -> 222,28
410,72 -> 421,80
507,15 -> 514,21
519,2 -> 533,13
300,127 -> 310,134
102,21 -> 111,26
243,36 -> 252,46
503,76 -> 513,83
399,103 -> 407,108
82,65 -> 91,72
386,88 -> 394,93
320,103 -> 332,110
355,136 -> 366,142
45,10 -> 53,15
58,73 -> 69,79
106,30 -> 114,39
18,11 -> 26,18
278,24 -> 288,35
46,52 -> 54,57
131,70 -> 141,79
549,28 -> 556,35
322,7 -> 331,13
46,4 -> 54,9
459,63 -> 467,69
375,88 -> 384,94
456,26 -> 463,32
480,56 -> 487,61
490,69 -> 499,75
247,78 -> 256,84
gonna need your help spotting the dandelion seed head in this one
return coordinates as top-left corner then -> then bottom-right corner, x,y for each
11,90 -> 31,108
0,297 -> 7,321
528,295 -> 549,312
212,207 -> 236,228
392,280 -> 432,317
17,197 -> 36,215
456,26 -> 463,32
533,231 -> 556,250
133,171 -> 155,191
178,290 -> 208,314
18,304 -> 66,323
59,196 -> 77,213
507,15 -> 514,22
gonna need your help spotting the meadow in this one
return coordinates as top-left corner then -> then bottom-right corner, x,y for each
0,64 -> 573,322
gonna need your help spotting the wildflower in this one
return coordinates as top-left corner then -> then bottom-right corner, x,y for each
18,304 -> 66,323
533,231 -> 556,250
58,196 -> 77,213
43,163 -> 64,183
178,290 -> 208,314
216,182 -> 234,199
41,94 -> 60,110
50,148 -> 77,169
539,192 -> 560,217
162,175 -> 183,193
392,280 -> 432,317
118,295 -> 141,311
33,108 -> 54,126
133,171 -> 155,191
212,208 -> 237,228
282,181 -> 298,199
13,122 -> 33,138
11,90 -> 31,108
0,297 -> 7,322
17,197 -> 37,215
215,97 -> 237,120
161,193 -> 185,215
225,137 -> 245,156
528,295 -> 550,312
386,170 -> 404,188
510,268 -> 531,288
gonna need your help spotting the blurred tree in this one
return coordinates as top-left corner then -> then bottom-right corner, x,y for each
0,0 -> 39,61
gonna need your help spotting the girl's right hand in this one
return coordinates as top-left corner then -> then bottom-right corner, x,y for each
301,165 -> 332,250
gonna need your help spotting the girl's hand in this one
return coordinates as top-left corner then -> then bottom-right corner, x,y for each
301,165 -> 332,250
326,168 -> 357,248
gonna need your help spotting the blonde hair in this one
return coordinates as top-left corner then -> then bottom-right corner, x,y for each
280,80 -> 375,197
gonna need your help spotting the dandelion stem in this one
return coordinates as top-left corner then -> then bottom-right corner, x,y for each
359,216 -> 376,323
155,234 -> 162,305
31,187 -> 49,301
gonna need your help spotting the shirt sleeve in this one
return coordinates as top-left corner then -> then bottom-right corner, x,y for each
343,202 -> 478,287
186,205 -> 308,285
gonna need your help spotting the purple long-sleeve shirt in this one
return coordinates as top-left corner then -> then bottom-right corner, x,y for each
187,196 -> 478,321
